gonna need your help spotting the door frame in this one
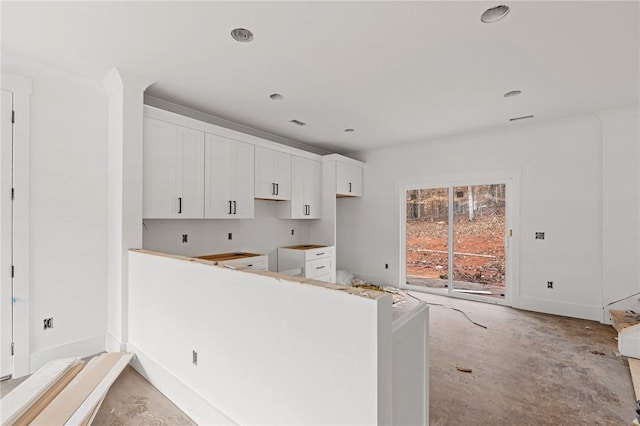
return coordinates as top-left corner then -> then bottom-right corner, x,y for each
1,73 -> 32,377
399,170 -> 520,307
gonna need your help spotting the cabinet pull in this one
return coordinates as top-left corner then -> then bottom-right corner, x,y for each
276,183 -> 279,196
316,252 -> 325,256
316,265 -> 325,270
272,183 -> 276,195
349,182 -> 352,193
247,264 -> 253,267
233,200 -> 237,215
307,205 -> 311,216
228,201 -> 232,215
178,197 -> 182,214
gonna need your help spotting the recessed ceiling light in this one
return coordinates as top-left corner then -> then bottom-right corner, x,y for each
290,119 -> 306,126
509,115 -> 534,122
269,93 -> 284,101
504,90 -> 522,98
344,128 -> 355,133
481,5 -> 510,23
231,28 -> 254,42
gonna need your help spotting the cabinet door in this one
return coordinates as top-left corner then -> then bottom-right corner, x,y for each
288,156 -> 308,219
254,146 -> 275,199
255,146 -> 291,201
230,140 -> 254,218
273,150 -> 291,200
336,162 -> 363,197
143,118 -> 204,219
204,133 -> 231,218
303,159 -> 322,219
177,126 -> 205,218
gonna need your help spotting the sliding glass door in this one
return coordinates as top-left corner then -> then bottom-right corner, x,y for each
404,182 -> 511,304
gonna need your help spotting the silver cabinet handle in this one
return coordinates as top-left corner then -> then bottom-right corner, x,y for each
178,197 -> 182,214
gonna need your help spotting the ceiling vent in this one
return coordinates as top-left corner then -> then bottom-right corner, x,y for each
290,119 -> 306,126
481,5 -> 510,23
231,28 -> 254,42
509,115 -> 534,122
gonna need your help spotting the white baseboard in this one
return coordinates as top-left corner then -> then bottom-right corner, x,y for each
105,332 -> 125,352
513,297 -> 601,322
126,343 -> 237,425
29,334 -> 105,373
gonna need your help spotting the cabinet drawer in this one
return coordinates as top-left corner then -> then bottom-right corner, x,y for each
220,255 -> 268,271
304,246 -> 334,262
305,257 -> 332,278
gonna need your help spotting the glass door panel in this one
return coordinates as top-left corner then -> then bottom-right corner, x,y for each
406,188 -> 449,292
452,184 -> 506,299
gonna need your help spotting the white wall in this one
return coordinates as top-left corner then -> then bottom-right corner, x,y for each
143,200 -> 312,271
1,53 -> 108,369
599,106 -> 640,312
128,250 -> 392,425
339,114 -> 620,321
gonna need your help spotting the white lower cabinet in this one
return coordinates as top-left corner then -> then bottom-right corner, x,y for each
277,245 -> 335,283
204,133 -> 254,219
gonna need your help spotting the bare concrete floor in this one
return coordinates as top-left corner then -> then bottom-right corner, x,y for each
1,294 -> 634,425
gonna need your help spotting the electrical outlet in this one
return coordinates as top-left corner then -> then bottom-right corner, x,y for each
43,317 -> 53,330
192,350 -> 198,366
291,229 -> 295,236
182,234 -> 188,243
228,233 -> 232,240
385,263 -> 389,269
547,281 -> 553,289
536,232 -> 545,240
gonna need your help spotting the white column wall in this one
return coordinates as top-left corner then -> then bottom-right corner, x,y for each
103,68 -> 151,351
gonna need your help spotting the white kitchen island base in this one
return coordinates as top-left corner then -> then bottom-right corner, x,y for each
127,249 -> 428,425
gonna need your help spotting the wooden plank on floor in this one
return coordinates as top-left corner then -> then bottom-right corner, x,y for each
30,353 -> 123,426
69,354 -> 132,426
13,361 -> 85,426
629,358 -> 640,401
0,357 -> 80,425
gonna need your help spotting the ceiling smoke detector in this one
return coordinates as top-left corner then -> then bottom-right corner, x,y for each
269,93 -> 284,101
231,28 -> 254,42
504,90 -> 522,98
481,5 -> 510,23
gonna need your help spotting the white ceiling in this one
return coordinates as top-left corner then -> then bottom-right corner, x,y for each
2,1 -> 639,154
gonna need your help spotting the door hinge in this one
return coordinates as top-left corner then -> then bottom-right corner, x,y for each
11,342 -> 14,356
11,265 -> 14,278
11,110 -> 15,124
11,188 -> 15,201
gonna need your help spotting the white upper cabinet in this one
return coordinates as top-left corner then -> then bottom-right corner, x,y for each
143,117 -> 204,219
204,133 -> 255,219
336,161 -> 363,197
254,146 -> 291,201
280,156 -> 321,219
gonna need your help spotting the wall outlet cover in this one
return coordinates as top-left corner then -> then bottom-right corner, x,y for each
535,232 -> 545,240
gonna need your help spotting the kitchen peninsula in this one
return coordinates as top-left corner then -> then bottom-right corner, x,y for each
127,249 -> 428,425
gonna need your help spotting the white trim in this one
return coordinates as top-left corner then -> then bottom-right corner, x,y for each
29,334 -> 105,373
513,297 -> 601,322
398,170 -> 520,308
1,72 -> 32,378
127,343 -> 237,425
144,105 -> 322,161
322,153 -> 365,167
105,332 -> 124,353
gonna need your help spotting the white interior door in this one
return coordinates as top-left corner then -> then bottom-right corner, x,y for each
1,89 -> 14,379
